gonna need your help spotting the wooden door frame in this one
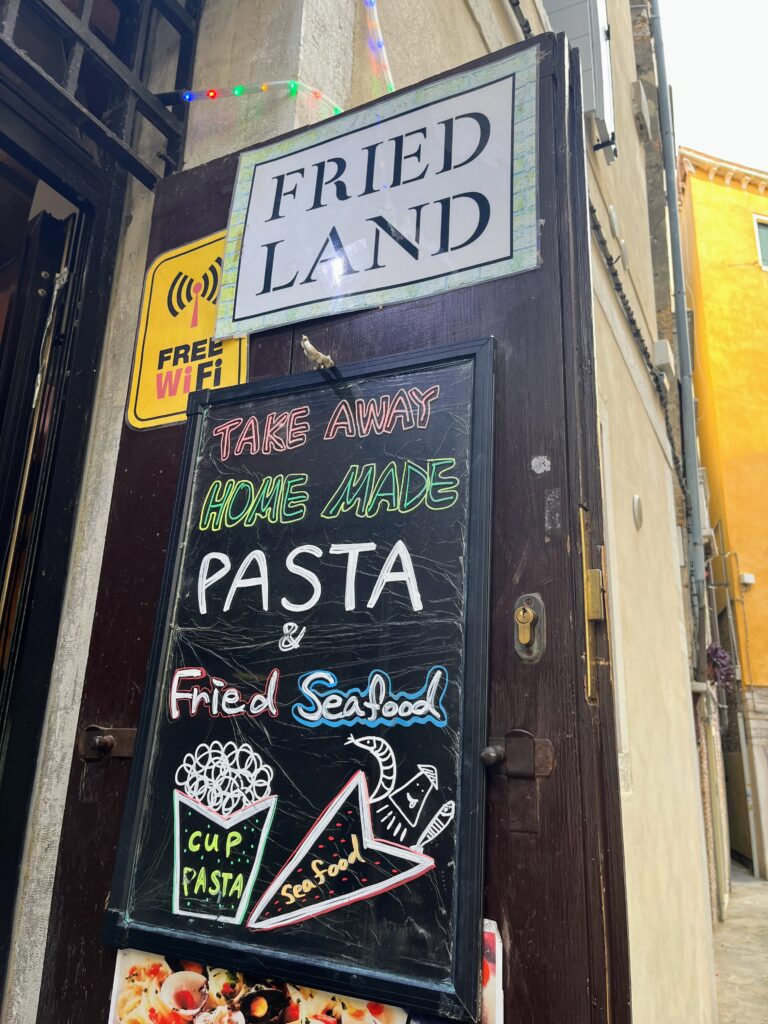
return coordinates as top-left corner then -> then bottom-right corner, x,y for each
556,48 -> 631,1021
0,52 -> 128,983
39,34 -> 630,1023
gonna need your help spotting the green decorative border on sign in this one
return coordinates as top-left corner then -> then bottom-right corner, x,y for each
215,46 -> 539,340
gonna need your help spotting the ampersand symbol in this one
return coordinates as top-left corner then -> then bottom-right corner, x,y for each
278,621 -> 306,651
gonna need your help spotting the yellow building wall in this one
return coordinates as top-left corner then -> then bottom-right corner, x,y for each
683,172 -> 768,687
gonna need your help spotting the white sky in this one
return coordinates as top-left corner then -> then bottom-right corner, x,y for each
659,0 -> 767,170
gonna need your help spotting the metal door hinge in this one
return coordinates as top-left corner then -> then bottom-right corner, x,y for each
481,729 -> 555,833
78,724 -> 136,761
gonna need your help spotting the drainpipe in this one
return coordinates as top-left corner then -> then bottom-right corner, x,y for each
649,0 -> 708,681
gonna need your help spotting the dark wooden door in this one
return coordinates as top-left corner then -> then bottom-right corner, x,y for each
39,35 -> 629,1024
0,212 -> 69,963
0,213 -> 68,599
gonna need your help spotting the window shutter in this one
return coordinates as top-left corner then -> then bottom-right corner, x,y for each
757,221 -> 768,267
543,0 -> 616,160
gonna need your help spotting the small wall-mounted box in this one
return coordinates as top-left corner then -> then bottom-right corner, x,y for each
631,80 -> 652,140
608,204 -> 621,239
653,338 -> 676,379
739,572 -> 756,588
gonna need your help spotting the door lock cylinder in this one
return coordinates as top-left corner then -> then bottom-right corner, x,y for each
513,593 -> 546,662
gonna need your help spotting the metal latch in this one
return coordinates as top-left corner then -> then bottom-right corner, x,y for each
481,729 -> 555,833
585,568 -> 605,621
78,724 -> 136,761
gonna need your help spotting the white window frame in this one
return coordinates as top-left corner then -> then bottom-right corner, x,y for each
754,214 -> 768,271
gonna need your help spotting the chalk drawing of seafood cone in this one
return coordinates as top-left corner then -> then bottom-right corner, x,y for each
172,740 -> 277,923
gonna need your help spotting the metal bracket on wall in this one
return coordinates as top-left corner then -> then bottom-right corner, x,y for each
78,724 -> 136,761
482,729 -> 555,833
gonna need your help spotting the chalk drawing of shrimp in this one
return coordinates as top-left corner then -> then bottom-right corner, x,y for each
345,734 -> 455,848
345,734 -> 396,802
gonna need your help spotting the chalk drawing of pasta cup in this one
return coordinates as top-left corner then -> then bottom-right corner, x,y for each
173,740 -> 277,924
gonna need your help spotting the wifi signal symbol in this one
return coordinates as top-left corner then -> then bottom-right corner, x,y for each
167,257 -> 222,329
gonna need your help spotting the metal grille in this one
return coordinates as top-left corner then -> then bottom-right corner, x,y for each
0,0 -> 202,187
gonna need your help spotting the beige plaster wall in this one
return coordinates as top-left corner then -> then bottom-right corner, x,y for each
586,7 -> 717,1012
594,252 -> 717,1021
184,0 -> 358,170
353,0 -> 486,101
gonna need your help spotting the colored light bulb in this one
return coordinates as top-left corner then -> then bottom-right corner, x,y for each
232,85 -> 245,97
207,88 -> 217,99
288,80 -> 298,97
261,82 -> 268,91
333,105 -> 342,115
182,90 -> 194,101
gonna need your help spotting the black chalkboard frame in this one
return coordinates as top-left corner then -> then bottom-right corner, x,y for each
105,337 -> 495,1021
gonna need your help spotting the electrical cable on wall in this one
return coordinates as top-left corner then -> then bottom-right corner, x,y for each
363,0 -> 395,93
506,0 -> 533,38
589,202 -> 686,498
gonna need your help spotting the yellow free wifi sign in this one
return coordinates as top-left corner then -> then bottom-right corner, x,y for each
127,232 -> 248,429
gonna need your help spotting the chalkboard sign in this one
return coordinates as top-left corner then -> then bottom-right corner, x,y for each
107,338 -> 494,1020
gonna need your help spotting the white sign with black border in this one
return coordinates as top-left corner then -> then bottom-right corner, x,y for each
215,46 -> 538,339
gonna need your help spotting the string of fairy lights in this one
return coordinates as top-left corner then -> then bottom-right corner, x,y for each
180,80 -> 343,115
177,0 -> 395,115
363,0 -> 395,94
